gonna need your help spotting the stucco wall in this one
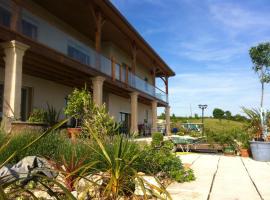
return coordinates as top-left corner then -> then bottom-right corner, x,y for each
22,74 -> 73,119
107,93 -> 152,124
0,67 -> 72,119
1,67 -> 152,123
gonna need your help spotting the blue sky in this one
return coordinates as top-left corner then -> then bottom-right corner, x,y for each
111,0 -> 270,117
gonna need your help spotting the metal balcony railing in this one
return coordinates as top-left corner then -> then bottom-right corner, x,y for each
84,48 -> 168,102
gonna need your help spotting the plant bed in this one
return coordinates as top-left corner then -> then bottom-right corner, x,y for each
250,141 -> 270,161
11,121 -> 48,133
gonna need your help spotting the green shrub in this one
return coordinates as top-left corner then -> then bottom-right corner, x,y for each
45,103 -> 60,126
0,131 -> 91,165
206,128 -> 241,148
136,144 -> 195,183
64,87 -> 92,127
151,132 -> 164,147
28,108 -> 46,123
82,104 -> 119,138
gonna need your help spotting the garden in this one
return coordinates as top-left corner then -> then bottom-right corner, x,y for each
0,87 -> 194,200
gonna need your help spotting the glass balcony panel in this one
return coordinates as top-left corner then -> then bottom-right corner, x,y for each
100,54 -> 111,76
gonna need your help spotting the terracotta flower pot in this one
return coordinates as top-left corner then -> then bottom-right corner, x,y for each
67,128 -> 81,141
240,148 -> 249,157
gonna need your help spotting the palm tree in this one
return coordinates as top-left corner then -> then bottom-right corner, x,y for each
249,43 -> 270,139
242,107 -> 263,139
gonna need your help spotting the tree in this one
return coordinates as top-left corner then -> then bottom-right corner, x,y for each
249,42 -> 270,138
224,110 -> 232,119
171,113 -> 177,122
194,113 -> 199,119
213,108 -> 224,120
158,113 -> 165,120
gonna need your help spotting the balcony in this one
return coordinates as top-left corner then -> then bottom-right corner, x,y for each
0,4 -> 168,103
78,49 -> 168,103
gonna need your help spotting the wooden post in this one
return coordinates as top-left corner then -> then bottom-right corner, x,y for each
111,56 -> 116,81
119,64 -> 122,82
165,76 -> 169,103
165,76 -> 168,94
92,9 -> 105,70
125,65 -> 129,86
152,67 -> 156,96
131,41 -> 137,74
95,11 -> 104,53
131,42 -> 137,87
152,67 -> 156,87
10,0 -> 22,32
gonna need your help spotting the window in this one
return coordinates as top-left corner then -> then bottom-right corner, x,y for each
0,85 -> 32,121
144,110 -> 149,123
119,112 -> 130,134
0,6 -> 11,27
21,87 -> 32,121
67,45 -> 90,65
21,19 -> 38,40
0,84 -> 3,119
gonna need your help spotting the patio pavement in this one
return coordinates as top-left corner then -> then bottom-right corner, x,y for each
167,153 -> 270,200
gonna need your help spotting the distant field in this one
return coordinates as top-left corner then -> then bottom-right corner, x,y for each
182,118 -> 245,132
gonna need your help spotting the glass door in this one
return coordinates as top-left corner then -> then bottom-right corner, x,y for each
21,87 -> 32,121
119,112 -> 131,135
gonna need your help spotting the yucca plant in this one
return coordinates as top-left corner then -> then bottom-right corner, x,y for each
242,107 -> 265,139
45,103 -> 60,126
84,120 -> 171,199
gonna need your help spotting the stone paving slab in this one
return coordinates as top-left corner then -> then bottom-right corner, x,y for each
167,154 -> 267,200
178,153 -> 200,165
168,154 -> 219,200
242,158 -> 270,199
209,156 -> 260,200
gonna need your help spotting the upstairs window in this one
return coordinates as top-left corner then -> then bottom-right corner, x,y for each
21,19 -> 38,40
67,45 -> 90,65
0,6 -> 11,27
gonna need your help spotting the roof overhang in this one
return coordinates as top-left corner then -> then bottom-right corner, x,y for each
28,0 -> 175,77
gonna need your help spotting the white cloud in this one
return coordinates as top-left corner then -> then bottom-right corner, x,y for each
167,71 -> 270,116
209,3 -> 270,30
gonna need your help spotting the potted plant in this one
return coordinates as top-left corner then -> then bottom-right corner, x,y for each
217,131 -> 236,156
236,131 -> 251,157
242,107 -> 270,160
64,87 -> 92,140
247,42 -> 270,161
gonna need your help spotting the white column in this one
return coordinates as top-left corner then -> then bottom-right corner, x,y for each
151,100 -> 157,133
130,92 -> 138,133
91,76 -> 105,106
1,40 -> 29,131
165,106 -> 171,135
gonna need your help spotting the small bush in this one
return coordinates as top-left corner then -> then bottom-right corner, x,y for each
0,131 -> 91,165
28,108 -> 46,123
136,144 -> 195,183
151,132 -> 164,147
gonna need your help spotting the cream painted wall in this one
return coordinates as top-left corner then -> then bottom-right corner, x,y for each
107,93 -> 152,124
22,74 -> 73,119
0,67 -> 72,119
1,67 -> 152,123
